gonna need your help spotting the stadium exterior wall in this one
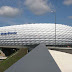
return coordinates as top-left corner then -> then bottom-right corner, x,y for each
0,23 -> 72,46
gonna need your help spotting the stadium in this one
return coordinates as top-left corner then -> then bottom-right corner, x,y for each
0,23 -> 72,47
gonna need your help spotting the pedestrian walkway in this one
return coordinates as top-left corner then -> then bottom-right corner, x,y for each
49,50 -> 72,72
0,56 -> 7,60
0,50 -> 5,57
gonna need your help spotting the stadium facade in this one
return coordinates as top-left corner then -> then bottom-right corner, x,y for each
0,23 -> 72,46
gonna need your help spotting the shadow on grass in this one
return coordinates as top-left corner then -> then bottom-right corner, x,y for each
0,48 -> 27,72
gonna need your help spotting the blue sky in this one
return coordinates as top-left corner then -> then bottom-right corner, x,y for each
0,0 -> 72,27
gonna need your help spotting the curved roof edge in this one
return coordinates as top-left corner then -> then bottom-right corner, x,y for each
0,23 -> 71,28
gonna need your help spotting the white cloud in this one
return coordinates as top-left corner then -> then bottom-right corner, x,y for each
63,0 -> 72,5
24,0 -> 53,15
0,6 -> 20,17
68,16 -> 72,19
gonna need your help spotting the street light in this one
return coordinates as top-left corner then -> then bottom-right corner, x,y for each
51,11 -> 56,46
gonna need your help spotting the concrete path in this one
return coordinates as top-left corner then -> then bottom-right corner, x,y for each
0,56 -> 7,59
0,50 -> 5,57
49,50 -> 72,72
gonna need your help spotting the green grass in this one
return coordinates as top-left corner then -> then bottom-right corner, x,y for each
0,48 -> 27,72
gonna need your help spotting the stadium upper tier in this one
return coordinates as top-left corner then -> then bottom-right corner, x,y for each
0,23 -> 72,46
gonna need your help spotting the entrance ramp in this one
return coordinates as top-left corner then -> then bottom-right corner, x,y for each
5,44 -> 61,72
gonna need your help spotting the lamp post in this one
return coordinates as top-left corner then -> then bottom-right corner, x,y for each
51,11 -> 56,46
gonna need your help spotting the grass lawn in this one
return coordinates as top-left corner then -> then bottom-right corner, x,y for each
0,48 -> 27,72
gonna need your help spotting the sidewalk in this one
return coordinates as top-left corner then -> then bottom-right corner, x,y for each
0,50 -> 5,57
49,50 -> 72,72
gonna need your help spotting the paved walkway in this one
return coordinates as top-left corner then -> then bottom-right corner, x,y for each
0,56 -> 7,59
49,50 -> 72,72
0,50 -> 5,57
